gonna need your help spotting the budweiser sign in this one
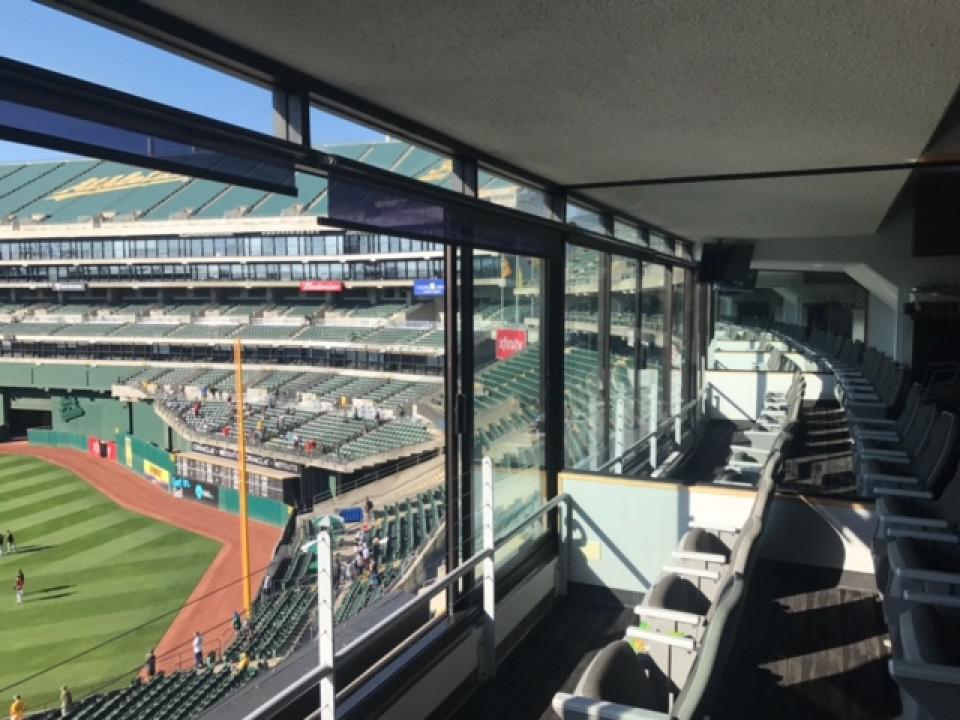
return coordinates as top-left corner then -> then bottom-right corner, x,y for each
299,280 -> 344,292
495,328 -> 528,360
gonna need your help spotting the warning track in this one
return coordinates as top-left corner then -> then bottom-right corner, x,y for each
0,442 -> 283,672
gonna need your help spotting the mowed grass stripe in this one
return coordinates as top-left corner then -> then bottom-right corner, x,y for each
0,455 -> 220,709
24,550 -> 220,595
0,455 -> 45,473
18,515 -> 165,567
0,466 -> 73,489
44,522 -> 187,572
0,605 -> 177,653
2,494 -> 118,538
0,479 -> 97,516
0,465 -> 57,488
0,473 -> 81,504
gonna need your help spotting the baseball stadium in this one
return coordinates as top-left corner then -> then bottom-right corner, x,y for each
4,2 -> 960,720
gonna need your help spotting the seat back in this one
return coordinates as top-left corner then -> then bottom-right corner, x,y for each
883,366 -> 910,413
893,604 -> 960,720
902,402 -> 937,458
936,464 -> 960,525
894,384 -> 923,437
572,639 -> 673,712
912,411 -> 959,496
673,577 -> 747,720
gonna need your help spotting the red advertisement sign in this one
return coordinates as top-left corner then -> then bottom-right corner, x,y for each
495,328 -> 528,360
299,280 -> 344,292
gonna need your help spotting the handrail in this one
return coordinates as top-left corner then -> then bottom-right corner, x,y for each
241,490 -> 571,720
595,390 -> 704,473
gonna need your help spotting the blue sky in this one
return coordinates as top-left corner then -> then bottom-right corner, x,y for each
0,0 -> 383,163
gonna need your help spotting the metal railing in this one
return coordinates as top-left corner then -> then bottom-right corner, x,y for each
595,388 -> 707,475
242,458 -> 572,720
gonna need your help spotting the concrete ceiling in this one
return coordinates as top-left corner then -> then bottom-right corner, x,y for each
136,0 -> 960,239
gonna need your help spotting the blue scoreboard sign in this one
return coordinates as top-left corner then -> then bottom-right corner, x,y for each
414,278 -> 445,298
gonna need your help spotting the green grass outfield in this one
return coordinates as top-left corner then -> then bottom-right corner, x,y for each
0,454 -> 220,712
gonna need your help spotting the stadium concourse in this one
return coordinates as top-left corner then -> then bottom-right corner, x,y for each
0,442 -> 281,675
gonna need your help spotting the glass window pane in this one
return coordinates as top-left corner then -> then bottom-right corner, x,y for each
641,262 -> 668,433
564,245 -> 602,469
614,219 -> 643,246
311,107 -> 456,190
477,169 -> 553,219
473,251 -> 546,567
649,232 -> 672,254
671,266 -> 687,414
5,1 -> 272,133
566,202 -> 608,235
610,256 -> 642,463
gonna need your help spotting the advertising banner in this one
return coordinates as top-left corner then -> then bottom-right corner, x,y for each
495,328 -> 528,360
190,442 -> 302,475
299,280 -> 344,293
143,459 -> 170,485
413,278 -> 445,298
171,476 -> 219,506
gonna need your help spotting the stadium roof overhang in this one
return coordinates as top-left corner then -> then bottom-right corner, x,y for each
39,1 -> 960,241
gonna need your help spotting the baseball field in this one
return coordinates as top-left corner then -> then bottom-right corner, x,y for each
0,453 -> 220,711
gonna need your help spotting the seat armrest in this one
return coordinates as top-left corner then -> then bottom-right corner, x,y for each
900,591 -> 960,611
859,448 -> 909,461
889,660 -> 960,685
551,693 -> 671,720
671,550 -> 728,565
872,487 -> 933,500
878,514 -> 949,530
633,604 -> 705,628
727,460 -> 762,471
848,417 -> 896,428
661,565 -> 721,581
624,626 -> 697,650
864,474 -> 919,486
729,444 -> 770,459
854,430 -> 900,442
688,520 -> 740,534
886,528 -> 960,544
895,566 -> 960,586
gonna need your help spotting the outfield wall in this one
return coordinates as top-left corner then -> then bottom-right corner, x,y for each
26,428 -> 292,528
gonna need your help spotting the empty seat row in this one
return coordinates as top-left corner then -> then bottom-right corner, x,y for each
870,453 -> 960,719
552,451 -> 780,719
723,371 -> 803,476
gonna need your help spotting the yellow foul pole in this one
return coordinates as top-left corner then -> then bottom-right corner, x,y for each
233,339 -> 253,617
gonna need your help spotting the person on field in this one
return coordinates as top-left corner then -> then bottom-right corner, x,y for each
14,571 -> 24,604
9,695 -> 25,720
146,649 -> 157,680
6,531 -> 14,553
232,610 -> 242,633
0,532 -> 4,556
193,631 -> 203,668
59,686 -> 73,717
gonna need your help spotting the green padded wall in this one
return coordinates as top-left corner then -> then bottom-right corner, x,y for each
27,428 -> 88,451
132,402 -> 169,449
218,486 -> 241,515
51,392 -> 130,439
215,486 -> 290,527
0,362 -> 134,392
0,364 -> 35,387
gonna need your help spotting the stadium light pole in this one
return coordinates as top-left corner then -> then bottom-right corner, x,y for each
234,339 -> 253,618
